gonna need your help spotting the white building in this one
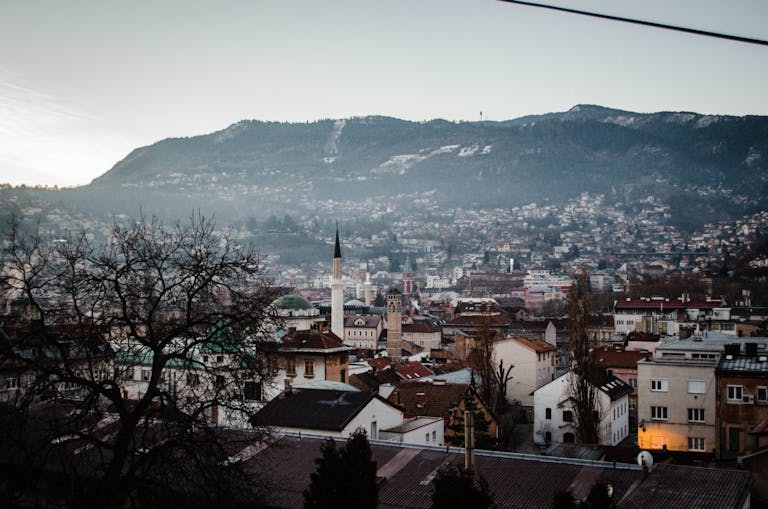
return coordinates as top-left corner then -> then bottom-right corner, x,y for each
493,336 -> 556,407
533,371 -> 632,446
380,416 -> 445,446
251,387 -> 404,441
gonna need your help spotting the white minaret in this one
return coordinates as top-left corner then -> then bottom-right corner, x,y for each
331,227 -> 344,338
364,269 -> 371,306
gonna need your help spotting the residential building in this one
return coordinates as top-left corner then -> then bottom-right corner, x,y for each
591,345 -> 652,427
493,336 -> 556,407
533,371 -> 632,446
343,314 -> 383,350
250,387 -> 403,440
716,343 -> 768,458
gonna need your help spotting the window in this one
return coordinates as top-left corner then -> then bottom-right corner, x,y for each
244,381 -> 261,401
124,367 -> 135,380
141,369 -> 151,382
687,380 -> 706,394
562,410 -> 573,422
688,437 -> 705,451
629,378 -> 637,389
216,355 -> 224,363
9,377 -> 22,389
432,430 -> 436,442
688,408 -> 705,422
651,406 -> 668,420
287,358 -> 296,376
426,433 -> 430,443
545,408 -> 552,420
215,375 -> 225,389
340,369 -> 346,383
305,359 -> 314,377
186,373 -> 200,387
545,431 -> 552,443
757,386 -> 767,404
651,379 -> 668,392
629,396 -> 636,411
727,385 -> 743,402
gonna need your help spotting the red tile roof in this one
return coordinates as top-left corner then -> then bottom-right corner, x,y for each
591,346 -> 651,369
280,329 -> 348,351
394,361 -> 433,380
390,380 -> 471,418
615,299 -> 720,310
514,336 -> 556,353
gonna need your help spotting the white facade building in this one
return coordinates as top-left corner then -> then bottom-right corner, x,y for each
493,336 -> 556,407
533,371 -> 631,446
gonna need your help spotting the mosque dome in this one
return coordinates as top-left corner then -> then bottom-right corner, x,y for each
272,294 -> 315,311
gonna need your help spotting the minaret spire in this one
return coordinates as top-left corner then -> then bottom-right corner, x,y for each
334,225 -> 342,259
331,224 -> 344,338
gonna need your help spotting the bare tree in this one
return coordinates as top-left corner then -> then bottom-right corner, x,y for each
0,215 -> 278,508
568,268 -> 601,444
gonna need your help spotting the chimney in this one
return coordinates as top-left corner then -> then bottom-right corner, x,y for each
464,404 -> 475,472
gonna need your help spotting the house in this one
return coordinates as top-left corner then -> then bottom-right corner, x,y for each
0,323 -> 114,403
591,345 -> 652,427
389,379 -> 498,448
533,371 -> 632,446
493,336 -> 556,407
379,416 -> 445,446
613,297 -> 723,337
401,321 -> 441,350
250,387 -> 403,440
343,314 -> 383,350
716,343 -> 768,458
274,326 -> 352,400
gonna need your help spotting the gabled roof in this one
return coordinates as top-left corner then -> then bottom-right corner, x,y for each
513,336 -> 556,353
614,299 -> 720,311
344,315 -> 382,328
250,388 -> 398,431
591,346 -> 651,369
391,380 -> 474,418
402,322 -> 439,334
445,314 -> 511,327
280,329 -> 350,353
394,361 -> 433,380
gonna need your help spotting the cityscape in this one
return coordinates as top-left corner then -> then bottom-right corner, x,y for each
2,1 -> 768,508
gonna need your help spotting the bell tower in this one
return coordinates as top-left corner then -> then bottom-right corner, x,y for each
386,288 -> 402,359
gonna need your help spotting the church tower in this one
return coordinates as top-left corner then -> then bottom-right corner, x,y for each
386,288 -> 402,360
331,227 -> 344,338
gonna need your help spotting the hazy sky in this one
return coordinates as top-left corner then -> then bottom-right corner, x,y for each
2,0 -> 767,186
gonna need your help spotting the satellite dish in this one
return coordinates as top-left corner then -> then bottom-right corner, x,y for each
637,450 -> 654,468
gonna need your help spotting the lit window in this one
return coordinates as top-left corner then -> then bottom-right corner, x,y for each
305,359 -> 314,377
688,437 -> 705,451
651,406 -> 668,420
651,379 -> 668,392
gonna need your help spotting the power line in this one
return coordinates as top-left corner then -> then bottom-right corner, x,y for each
497,0 -> 768,47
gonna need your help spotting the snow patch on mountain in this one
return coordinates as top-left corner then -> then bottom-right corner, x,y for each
373,145 -> 459,175
324,119 -> 345,155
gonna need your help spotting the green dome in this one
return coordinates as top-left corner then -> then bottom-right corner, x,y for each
273,294 -> 315,311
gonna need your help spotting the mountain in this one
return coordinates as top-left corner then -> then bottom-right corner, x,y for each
78,105 -> 768,228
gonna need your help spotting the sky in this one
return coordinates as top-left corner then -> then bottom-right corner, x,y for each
1,0 -> 767,187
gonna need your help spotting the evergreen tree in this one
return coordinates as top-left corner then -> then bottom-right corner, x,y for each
304,429 -> 378,509
431,463 -> 494,509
